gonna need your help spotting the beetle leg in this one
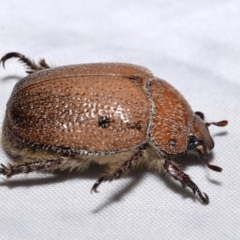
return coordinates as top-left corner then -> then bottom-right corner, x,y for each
163,160 -> 209,204
0,52 -> 51,74
0,159 -> 63,178
91,148 -> 144,193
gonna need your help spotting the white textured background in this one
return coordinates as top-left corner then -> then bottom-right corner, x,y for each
0,1 -> 239,239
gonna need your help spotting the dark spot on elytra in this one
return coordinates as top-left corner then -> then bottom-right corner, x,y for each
98,116 -> 110,128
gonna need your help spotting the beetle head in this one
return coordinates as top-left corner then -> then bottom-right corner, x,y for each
188,111 -> 228,172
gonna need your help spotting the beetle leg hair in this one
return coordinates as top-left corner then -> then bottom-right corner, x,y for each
0,52 -> 51,74
91,148 -> 144,193
163,160 -> 209,204
0,159 -> 63,178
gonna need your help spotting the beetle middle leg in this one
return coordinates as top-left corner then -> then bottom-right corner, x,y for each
163,160 -> 209,204
0,52 -> 51,74
0,159 -> 64,178
91,148 -> 144,193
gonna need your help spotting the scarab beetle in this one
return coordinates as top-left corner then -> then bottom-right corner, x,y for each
0,52 -> 228,204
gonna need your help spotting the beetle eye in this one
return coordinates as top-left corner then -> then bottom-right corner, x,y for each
195,111 -> 204,120
187,136 -> 199,150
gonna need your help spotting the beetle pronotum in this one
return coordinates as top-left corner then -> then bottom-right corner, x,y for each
0,52 -> 228,204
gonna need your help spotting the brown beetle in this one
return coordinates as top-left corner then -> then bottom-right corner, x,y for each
0,52 -> 228,204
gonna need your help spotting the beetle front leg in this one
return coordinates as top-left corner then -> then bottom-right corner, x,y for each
0,159 -> 63,178
0,52 -> 51,74
91,149 -> 144,193
163,160 -> 209,204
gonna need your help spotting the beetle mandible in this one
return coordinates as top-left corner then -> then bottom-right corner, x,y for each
0,52 -> 228,204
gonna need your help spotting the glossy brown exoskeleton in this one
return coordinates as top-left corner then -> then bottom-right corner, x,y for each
0,52 -> 228,204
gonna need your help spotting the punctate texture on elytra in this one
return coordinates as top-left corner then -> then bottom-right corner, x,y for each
0,52 -> 228,204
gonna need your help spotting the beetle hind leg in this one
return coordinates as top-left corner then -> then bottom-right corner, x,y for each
163,160 -> 209,204
0,52 -> 51,74
0,159 -> 64,178
91,148 -> 144,193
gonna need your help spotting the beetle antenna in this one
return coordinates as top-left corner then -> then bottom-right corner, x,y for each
206,120 -> 228,127
197,145 -> 223,172
204,120 -> 227,171
205,158 -> 222,172
203,146 -> 222,172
